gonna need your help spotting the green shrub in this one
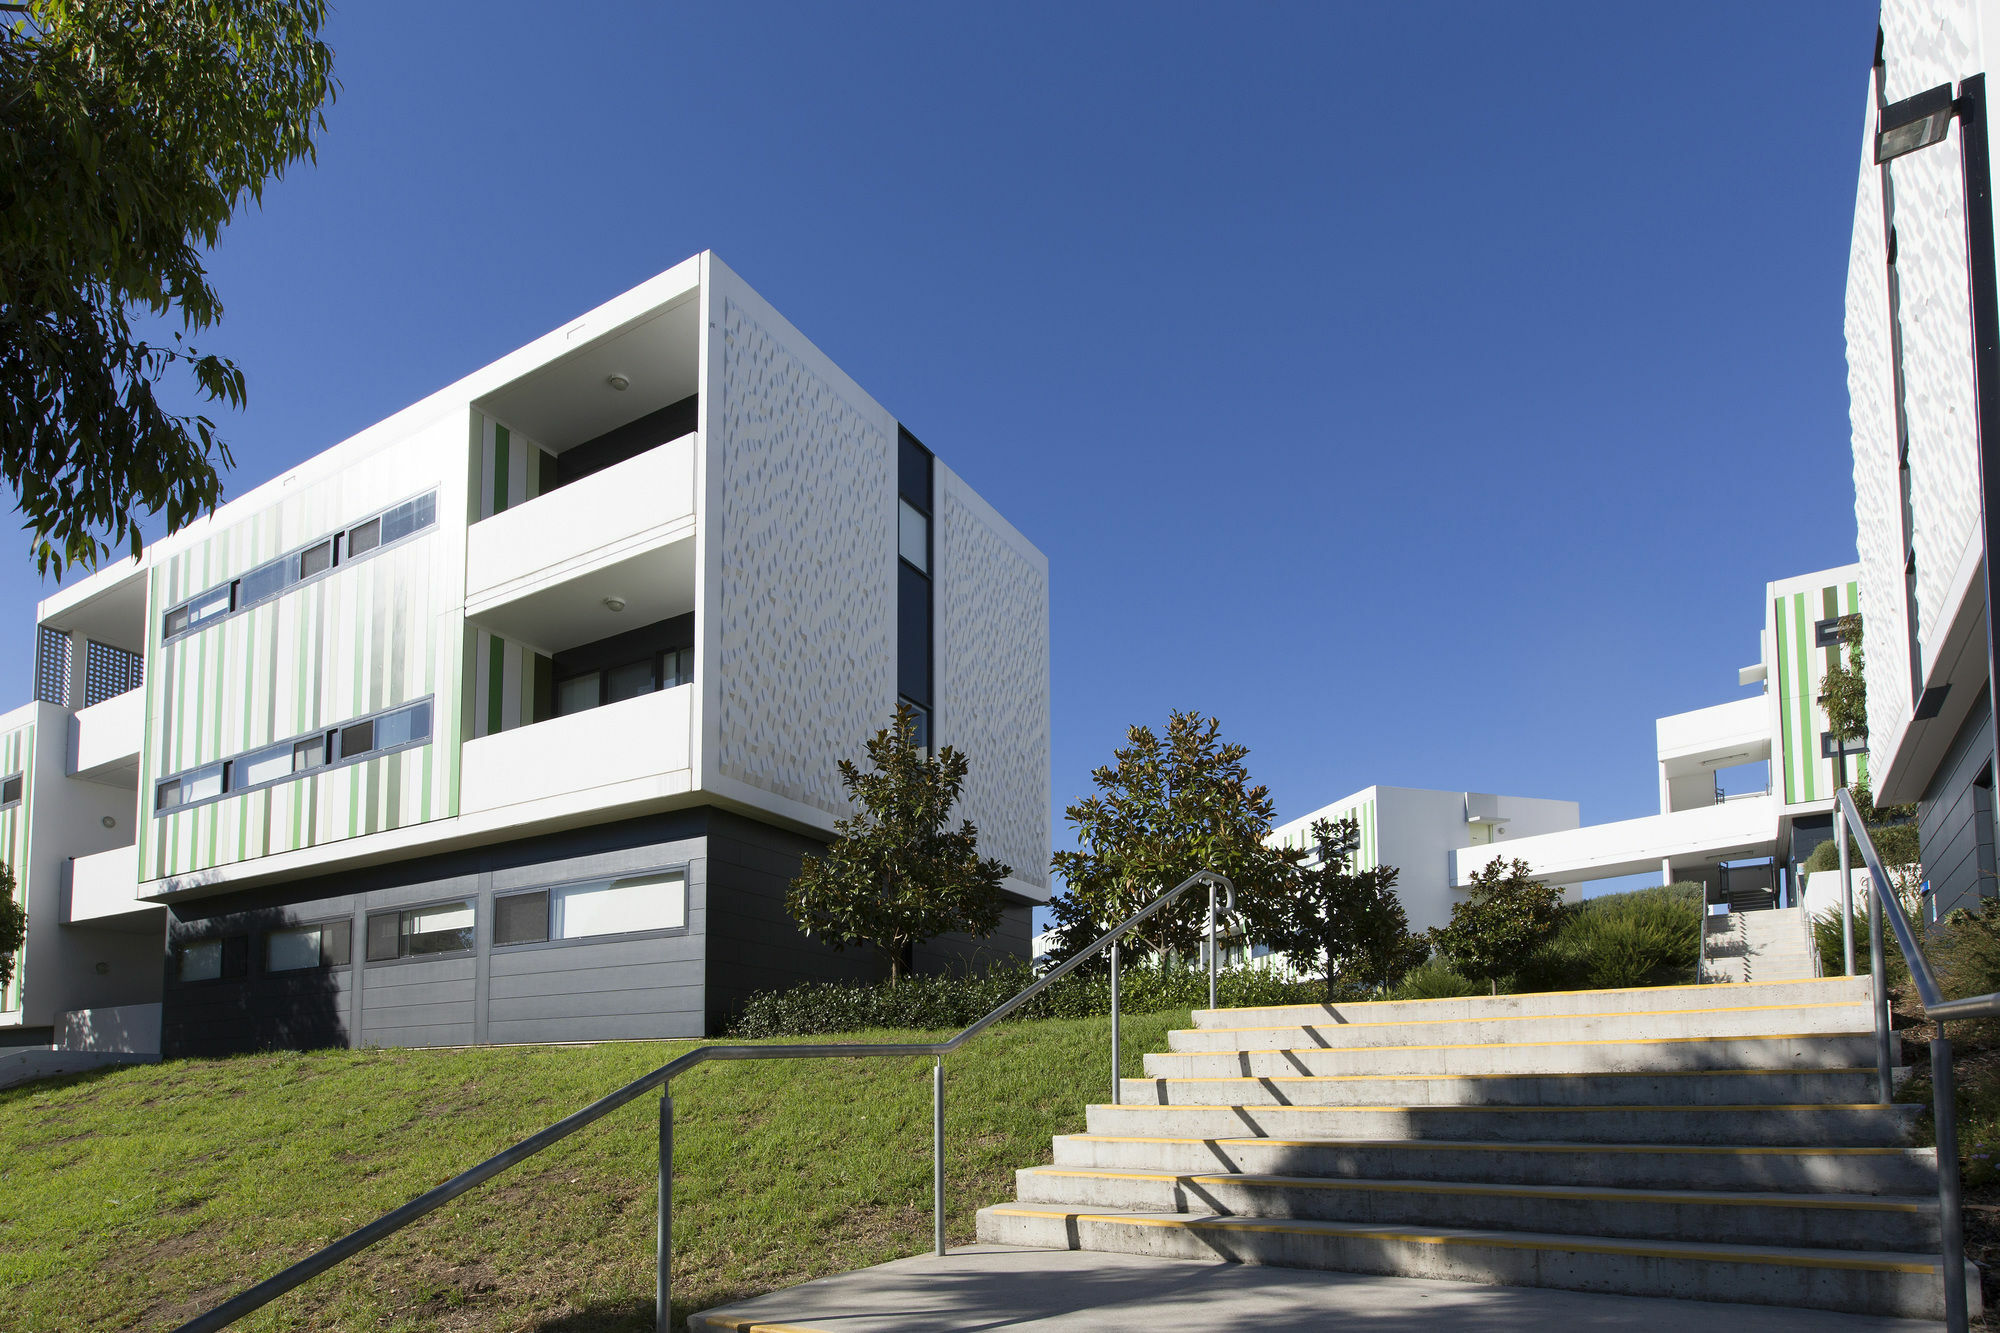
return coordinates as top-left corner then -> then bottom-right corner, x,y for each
1522,883 -> 1701,992
726,956 -> 1323,1038
1388,959 -> 1483,1000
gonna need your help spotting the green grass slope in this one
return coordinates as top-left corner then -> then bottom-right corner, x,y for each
0,1012 -> 1181,1331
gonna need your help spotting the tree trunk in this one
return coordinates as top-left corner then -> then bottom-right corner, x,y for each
1490,979 -> 1498,996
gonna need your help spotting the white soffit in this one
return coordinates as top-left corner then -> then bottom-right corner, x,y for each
467,536 -> 696,655
474,298 -> 701,452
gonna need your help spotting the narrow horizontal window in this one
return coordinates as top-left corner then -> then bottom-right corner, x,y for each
366,900 -> 475,962
293,734 -> 326,772
236,559 -> 292,610
158,764 -> 223,812
552,871 -> 686,940
164,584 -> 233,640
338,719 -> 374,759
494,890 -> 550,946
0,774 -> 20,808
379,493 -> 436,546
180,940 -> 222,983
372,700 -> 430,751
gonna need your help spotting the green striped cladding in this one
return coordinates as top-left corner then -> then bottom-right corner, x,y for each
1276,796 -> 1379,871
138,428 -> 468,882
472,412 -> 554,520
467,629 -> 549,739
0,721 -> 30,1013
1773,580 -> 1863,806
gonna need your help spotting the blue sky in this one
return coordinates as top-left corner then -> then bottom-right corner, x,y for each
12,2 -> 1878,903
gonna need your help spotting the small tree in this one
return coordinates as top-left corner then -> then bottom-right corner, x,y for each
1252,817 -> 1422,1001
1430,857 -> 1566,995
1050,711 -> 1296,962
0,865 -> 24,993
1819,612 -> 1868,800
786,705 -> 1011,984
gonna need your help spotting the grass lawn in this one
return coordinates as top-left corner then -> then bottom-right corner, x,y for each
0,1010 -> 1182,1332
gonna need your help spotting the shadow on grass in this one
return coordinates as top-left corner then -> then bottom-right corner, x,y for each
528,1290 -> 771,1333
0,1062 -> 129,1105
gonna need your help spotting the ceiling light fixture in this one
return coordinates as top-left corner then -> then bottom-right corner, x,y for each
606,374 -> 631,391
602,596 -> 627,613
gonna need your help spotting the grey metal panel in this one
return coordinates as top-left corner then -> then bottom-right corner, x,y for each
1920,693 -> 1998,915
361,957 -> 477,988
488,986 -> 705,1023
488,839 -> 703,893
359,995 -> 476,1023
360,978 -> 476,1010
488,959 -> 702,1000
486,1012 -> 702,1044
361,1022 -> 475,1048
489,934 -> 697,976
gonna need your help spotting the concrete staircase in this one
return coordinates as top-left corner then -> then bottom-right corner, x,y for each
1701,905 -> 1820,984
977,976 -> 1979,1319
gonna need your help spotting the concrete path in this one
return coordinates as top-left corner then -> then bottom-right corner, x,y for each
690,1243 -> 1943,1330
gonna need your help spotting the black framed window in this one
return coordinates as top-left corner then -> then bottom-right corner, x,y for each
554,647 -> 693,719
0,774 -> 20,809
365,900 -> 474,962
897,427 -> 934,749
156,698 -> 432,815
178,935 -> 248,983
267,920 -> 352,972
493,871 -> 688,948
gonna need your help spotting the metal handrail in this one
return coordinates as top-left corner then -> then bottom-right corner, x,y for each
173,868 -> 1236,1333
1834,786 -> 1996,1333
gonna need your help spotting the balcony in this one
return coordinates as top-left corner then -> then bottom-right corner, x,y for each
67,844 -> 156,928
459,682 -> 692,818
69,688 -> 143,784
465,436 -> 696,654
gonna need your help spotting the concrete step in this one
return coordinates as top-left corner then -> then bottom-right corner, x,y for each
1144,1033 -> 1878,1079
1051,1133 -> 1943,1195
1082,1100 -> 1924,1146
974,1205 -> 1980,1320
1192,976 -> 1871,1031
1013,1166 -> 1940,1251
1167,1000 -> 1874,1052
1116,1068 -> 1883,1108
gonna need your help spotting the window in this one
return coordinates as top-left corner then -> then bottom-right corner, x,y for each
373,700 -> 430,751
345,516 -> 381,559
493,871 -> 688,948
180,940 -> 222,982
298,540 -> 333,580
170,585 -> 233,639
267,920 -> 352,972
365,900 -> 474,962
899,498 -> 930,573
235,559 -> 291,609
557,674 -> 601,717
338,718 -> 374,759
1815,617 -> 1850,648
294,734 -> 326,772
379,493 -> 436,546
157,763 -> 223,813
0,774 -> 19,809
231,743 -> 293,792
662,647 -> 694,688
1822,731 -> 1868,758
605,659 -> 655,705
899,698 -> 931,751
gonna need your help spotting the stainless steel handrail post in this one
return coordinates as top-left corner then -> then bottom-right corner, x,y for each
1840,800 -> 1857,976
1871,880 -> 1892,1105
1207,881 -> 1218,1013
657,1089 -> 672,1333
932,1058 -> 945,1257
1109,940 -> 1121,1105
1935,1032 -> 1968,1333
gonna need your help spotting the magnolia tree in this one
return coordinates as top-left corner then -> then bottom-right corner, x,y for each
1047,711 -> 1295,964
1430,857 -> 1566,994
0,865 -> 23,993
786,705 -> 1011,984
1252,816 -> 1423,1002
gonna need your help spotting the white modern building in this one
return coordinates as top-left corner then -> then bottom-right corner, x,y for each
1844,0 -> 2000,918
1270,786 -> 1581,933
0,253 -> 1051,1055
1454,566 -> 1865,906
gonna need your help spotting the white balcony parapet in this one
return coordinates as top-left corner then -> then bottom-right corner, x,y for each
69,688 -> 143,781
460,684 -> 693,819
68,844 -> 151,924
1655,695 -> 1770,766
465,435 -> 697,652
1452,795 -> 1780,888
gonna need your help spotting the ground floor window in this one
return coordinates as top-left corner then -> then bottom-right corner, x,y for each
493,870 -> 687,946
365,900 -> 474,961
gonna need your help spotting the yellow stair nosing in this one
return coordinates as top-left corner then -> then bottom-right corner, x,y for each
1063,1134 -> 1916,1156
1020,1166 -> 1931,1211
1198,974 -> 1866,1015
1162,1031 -> 1874,1058
984,1207 -> 1940,1274
1184,999 -> 1868,1036
1125,1067 -> 1875,1085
